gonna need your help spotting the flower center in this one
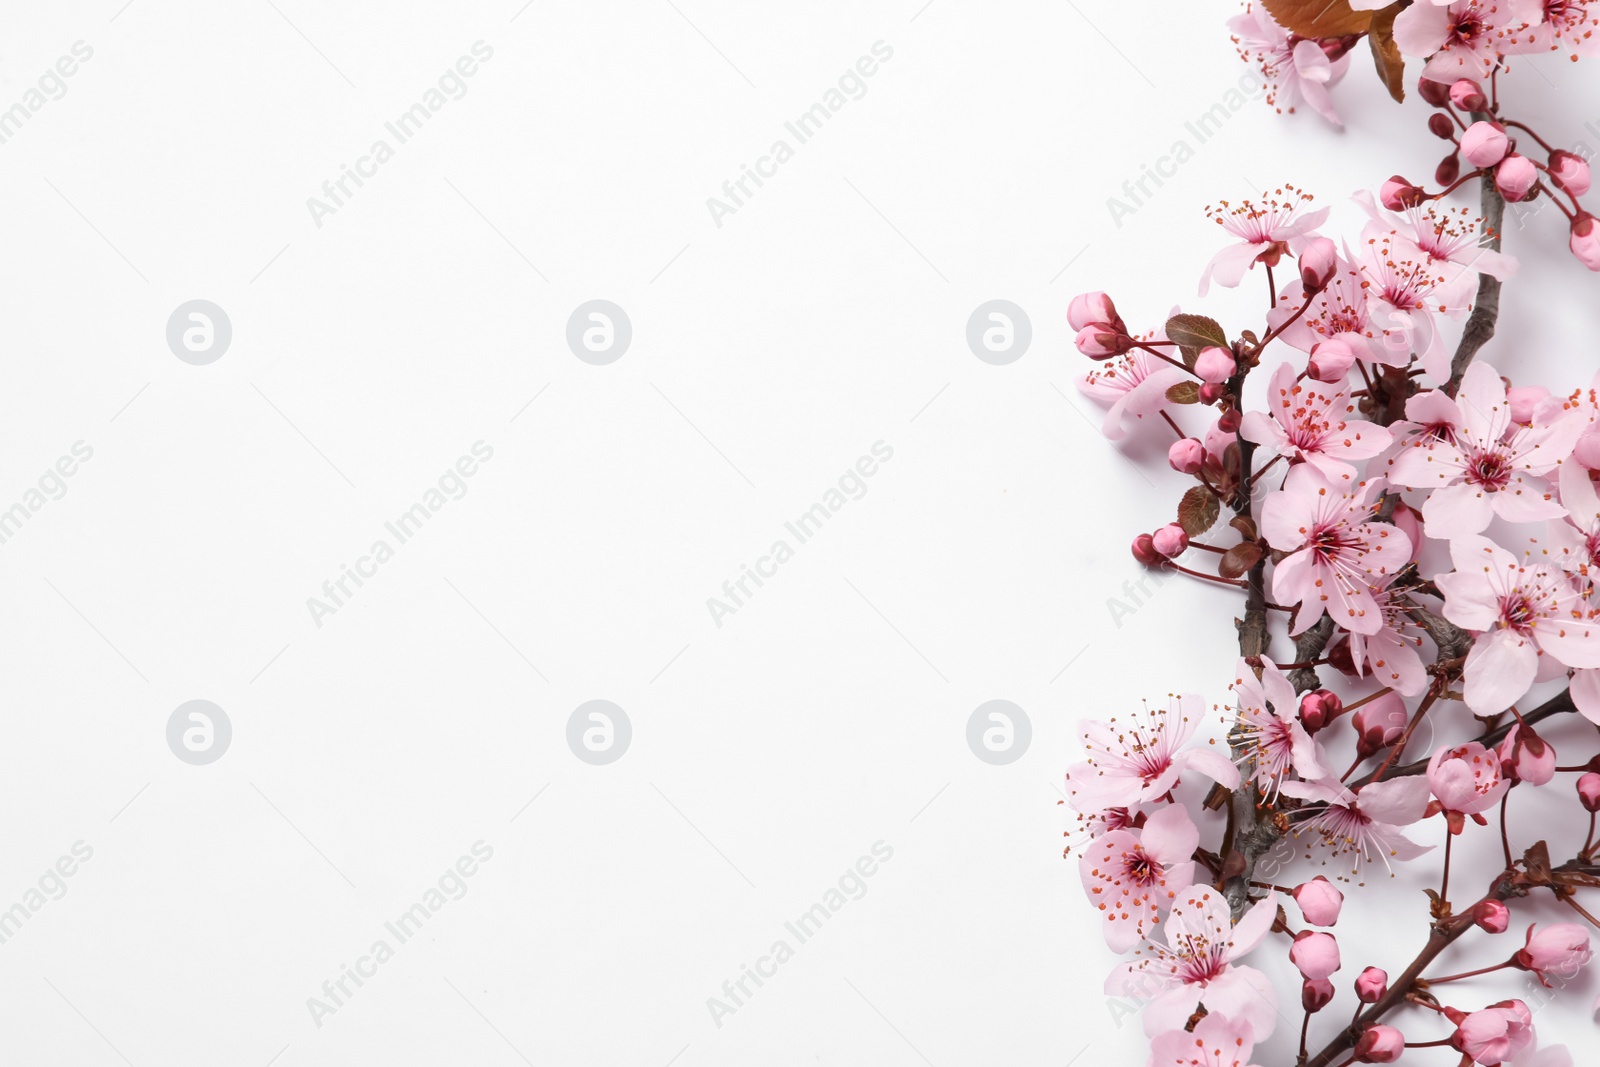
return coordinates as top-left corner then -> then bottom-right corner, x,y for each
1466,448 -> 1513,490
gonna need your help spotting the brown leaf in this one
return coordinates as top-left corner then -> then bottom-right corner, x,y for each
1165,314 -> 1230,362
1167,382 -> 1201,405
1179,485 -> 1221,537
1230,514 -> 1259,541
1218,541 -> 1264,580
1262,0 -> 1374,36
1369,2 -> 1408,103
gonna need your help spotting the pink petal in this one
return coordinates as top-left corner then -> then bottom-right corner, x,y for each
1141,804 -> 1199,865
1463,629 -> 1539,715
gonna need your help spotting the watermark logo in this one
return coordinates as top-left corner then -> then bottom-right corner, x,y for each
567,700 -> 631,765
166,301 -> 232,365
966,300 -> 1031,365
566,300 -> 632,365
967,700 -> 1031,765
167,700 -> 231,765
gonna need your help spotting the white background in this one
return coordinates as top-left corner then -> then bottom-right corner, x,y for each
2,2 -> 1599,1064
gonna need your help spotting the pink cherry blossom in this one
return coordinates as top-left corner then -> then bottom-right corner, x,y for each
1241,361 -> 1392,482
1066,695 -> 1241,813
1435,535 -> 1600,715
1516,922 -> 1593,984
1260,467 -> 1412,636
1346,574 -> 1431,696
1427,741 -> 1510,821
1105,887 -> 1280,1039
1148,1012 -> 1264,1067
1200,186 -> 1330,295
1352,230 -> 1461,379
1079,804 -> 1198,952
1352,191 -> 1518,311
1230,656 -> 1329,796
1078,349 -> 1188,442
1396,1 -> 1544,79
1387,362 -> 1582,537
1228,5 -> 1349,128
1280,775 -> 1433,871
1451,998 -> 1536,1064
1268,255 -> 1405,367
1519,0 -> 1600,57
1550,459 -> 1600,584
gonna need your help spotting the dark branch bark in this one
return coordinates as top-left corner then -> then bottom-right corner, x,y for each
1443,166 -> 1507,398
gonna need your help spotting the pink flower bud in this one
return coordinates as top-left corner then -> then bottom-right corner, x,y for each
1293,877 -> 1344,926
1550,150 -> 1592,196
1132,533 -> 1163,567
1572,213 -> 1600,272
1515,923 -> 1593,984
1428,742 -> 1509,817
1390,501 -> 1423,563
1506,386 -> 1550,426
1067,291 -> 1120,332
1449,79 -> 1487,112
1151,524 -> 1189,559
1355,966 -> 1388,1003
1355,1023 -> 1404,1063
1074,324 -> 1130,359
1473,899 -> 1510,934
1428,113 -> 1456,139
1299,237 -> 1338,291
1199,382 -> 1228,405
1497,722 -> 1556,786
1299,690 -> 1344,733
1168,438 -> 1205,475
1217,408 -> 1242,434
1578,771 -> 1600,812
1194,346 -> 1236,384
1302,977 -> 1336,1013
1459,121 -> 1509,168
1353,691 -> 1408,760
1307,336 -> 1357,383
1451,1000 -> 1534,1063
1495,154 -> 1539,202
1380,175 -> 1424,210
1291,930 -> 1341,980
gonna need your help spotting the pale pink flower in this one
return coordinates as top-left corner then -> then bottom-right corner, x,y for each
1346,574 -> 1431,696
1387,363 -> 1582,537
1516,922 -> 1593,984
1451,999 -> 1537,1065
1352,230 -> 1461,379
1200,186 -> 1330,295
1079,805 -> 1198,952
1435,535 -> 1600,715
1268,255 -> 1403,366
1105,887 -> 1280,1039
1396,1 -> 1544,79
1427,741 -> 1510,819
1148,1012 -> 1264,1067
1231,656 -> 1329,795
1550,459 -> 1600,583
1241,361 -> 1392,482
1066,695 -> 1241,813
1280,775 -> 1434,870
1260,467 -> 1412,636
1517,0 -> 1600,57
1353,190 -> 1518,310
1229,5 -> 1348,128
1511,1044 -> 1575,1067
1078,349 -> 1187,442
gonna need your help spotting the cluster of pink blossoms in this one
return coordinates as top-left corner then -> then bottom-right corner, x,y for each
1064,5 -> 1600,1065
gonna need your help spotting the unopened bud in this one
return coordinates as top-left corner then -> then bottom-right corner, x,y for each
1194,346 -> 1236,384
1550,150 -> 1592,196
1298,237 -> 1338,292
1168,438 -> 1205,475
1151,524 -> 1189,559
1355,966 -> 1388,1003
1380,175 -> 1424,211
1067,291 -> 1120,332
1299,690 -> 1344,733
1075,324 -> 1131,359
1578,771 -> 1600,812
1417,78 -> 1452,107
1473,899 -> 1510,934
1303,977 -> 1336,1013
1428,113 -> 1456,139
1353,691 -> 1408,760
1495,154 -> 1539,202
1199,382 -> 1228,405
1436,153 -> 1461,187
1307,337 -> 1357,383
1459,121 -> 1509,168
1449,78 -> 1487,112
1572,213 -> 1600,272
1217,408 -> 1242,434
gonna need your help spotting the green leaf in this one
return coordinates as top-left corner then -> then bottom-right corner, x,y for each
1178,485 -> 1220,537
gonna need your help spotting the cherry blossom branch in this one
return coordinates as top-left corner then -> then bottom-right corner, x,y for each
1443,162 -> 1508,399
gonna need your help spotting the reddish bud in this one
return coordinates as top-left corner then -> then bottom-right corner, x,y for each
1216,408 -> 1242,434
1572,213 -> 1600,272
1473,899 -> 1510,934
1435,153 -> 1461,187
1074,324 -> 1131,359
1417,78 -> 1452,107
1326,636 -> 1358,677
1151,524 -> 1189,559
1299,690 -> 1344,733
1428,113 -> 1456,139
1067,291 -> 1121,332
1168,438 -> 1205,475
1449,78 -> 1487,112
1578,771 -> 1600,812
1355,966 -> 1388,1003
1353,691 -> 1408,760
1199,382 -> 1228,405
1132,533 -> 1163,566
1194,346 -> 1236,384
1550,150 -> 1592,196
1497,723 -> 1556,786
1380,176 -> 1425,211
1355,1024 -> 1404,1063
1302,977 -> 1336,1013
